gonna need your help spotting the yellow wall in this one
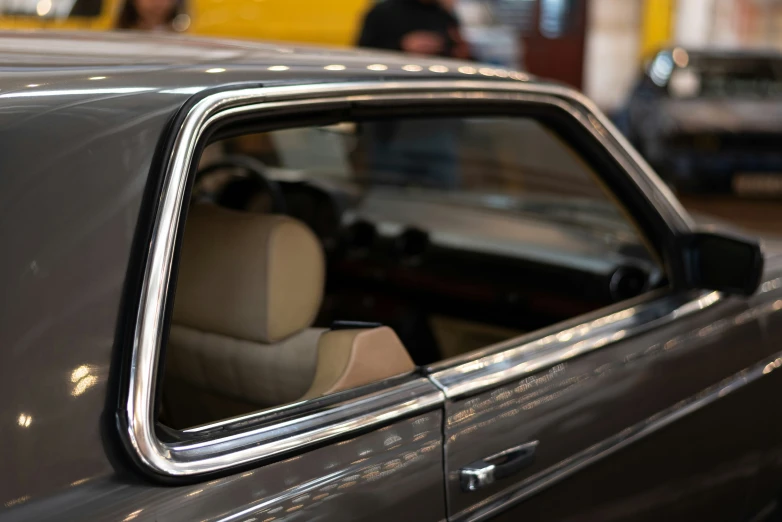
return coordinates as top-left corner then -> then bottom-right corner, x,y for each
0,0 -> 372,46
190,0 -> 371,46
641,0 -> 675,59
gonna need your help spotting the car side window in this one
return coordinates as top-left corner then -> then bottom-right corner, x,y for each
158,113 -> 663,430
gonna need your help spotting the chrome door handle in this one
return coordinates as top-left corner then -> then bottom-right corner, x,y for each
460,441 -> 539,492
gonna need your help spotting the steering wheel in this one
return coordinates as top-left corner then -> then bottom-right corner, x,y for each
195,154 -> 287,214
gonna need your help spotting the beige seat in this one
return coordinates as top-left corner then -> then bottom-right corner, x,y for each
163,204 -> 326,428
302,326 -> 415,400
163,203 -> 416,429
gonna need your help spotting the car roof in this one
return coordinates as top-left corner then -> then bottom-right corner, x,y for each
0,31 -> 532,92
0,32 -> 550,193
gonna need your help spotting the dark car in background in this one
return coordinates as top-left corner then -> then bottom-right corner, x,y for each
2,32 -> 782,522
618,48 -> 782,196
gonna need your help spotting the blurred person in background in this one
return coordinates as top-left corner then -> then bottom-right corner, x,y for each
116,0 -> 188,31
356,0 -> 470,190
357,0 -> 471,60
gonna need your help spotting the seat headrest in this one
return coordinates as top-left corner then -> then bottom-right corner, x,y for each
172,204 -> 325,343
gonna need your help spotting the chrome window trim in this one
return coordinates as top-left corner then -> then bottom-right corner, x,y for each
430,290 -> 723,399
122,80 -> 695,478
166,378 -> 440,469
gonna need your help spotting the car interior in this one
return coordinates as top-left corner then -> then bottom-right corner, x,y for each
158,115 -> 663,430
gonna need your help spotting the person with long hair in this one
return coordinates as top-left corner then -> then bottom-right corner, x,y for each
115,0 -> 188,31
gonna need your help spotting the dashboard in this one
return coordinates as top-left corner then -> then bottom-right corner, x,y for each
277,180 -> 660,304
201,171 -> 662,362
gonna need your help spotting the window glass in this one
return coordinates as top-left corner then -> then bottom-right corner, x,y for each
160,114 -> 662,429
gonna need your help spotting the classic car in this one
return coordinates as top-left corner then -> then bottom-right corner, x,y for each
1,32 -> 782,522
617,47 -> 782,196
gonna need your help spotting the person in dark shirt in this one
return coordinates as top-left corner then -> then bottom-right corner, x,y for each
357,0 -> 470,59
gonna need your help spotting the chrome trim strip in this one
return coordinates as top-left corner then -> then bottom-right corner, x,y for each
181,375 -> 420,435
455,349 -> 782,522
168,379 -> 441,469
123,79 -> 695,477
430,291 -> 722,399
132,375 -> 441,476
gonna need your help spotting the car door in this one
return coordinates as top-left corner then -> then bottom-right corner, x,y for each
426,104 -> 777,520
433,289 -> 776,522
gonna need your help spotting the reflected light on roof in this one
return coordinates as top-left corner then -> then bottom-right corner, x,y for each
367,64 -> 388,71
458,66 -> 476,75
205,67 -> 226,74
510,71 -> 529,81
324,64 -> 346,71
36,0 -> 51,16
88,76 -> 106,80
402,64 -> 423,72
429,65 -> 449,73
160,86 -> 207,94
3,496 -> 30,508
494,69 -> 509,78
70,364 -> 98,397
17,413 -> 32,428
123,510 -> 143,521
0,87 -> 154,99
71,365 -> 91,383
672,47 -> 689,68
478,67 -> 495,76
267,65 -> 289,71
26,84 -> 40,88
72,375 -> 98,397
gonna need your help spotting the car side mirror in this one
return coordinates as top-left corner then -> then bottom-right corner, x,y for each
680,231 -> 764,296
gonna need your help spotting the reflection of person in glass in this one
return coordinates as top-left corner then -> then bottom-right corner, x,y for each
116,0 -> 189,31
362,119 -> 461,190
357,0 -> 469,189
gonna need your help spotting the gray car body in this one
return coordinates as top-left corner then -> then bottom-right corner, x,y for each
1,32 -> 782,522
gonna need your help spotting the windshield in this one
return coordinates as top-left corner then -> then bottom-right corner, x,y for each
667,55 -> 782,99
